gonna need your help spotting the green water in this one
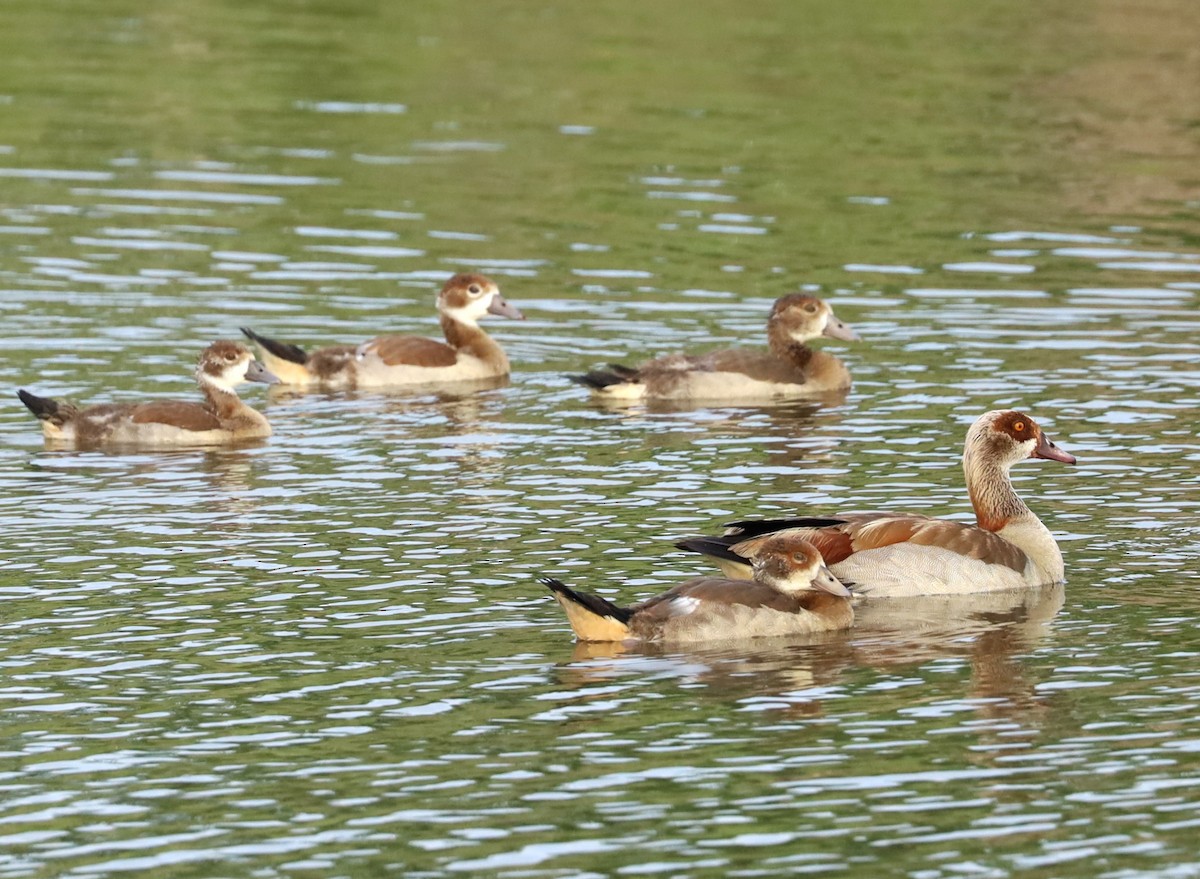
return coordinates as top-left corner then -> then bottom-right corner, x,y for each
1,1 -> 1199,877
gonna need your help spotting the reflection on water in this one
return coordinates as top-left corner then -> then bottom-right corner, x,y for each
561,585 -> 1065,704
1,0 -> 1199,876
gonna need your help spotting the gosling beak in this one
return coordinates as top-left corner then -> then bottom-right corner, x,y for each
813,565 -> 852,598
487,294 -> 525,320
245,359 -> 281,385
822,312 -> 860,342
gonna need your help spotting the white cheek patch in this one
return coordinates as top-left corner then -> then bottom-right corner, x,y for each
442,303 -> 481,325
666,596 -> 702,618
200,361 -> 243,392
789,313 -> 824,342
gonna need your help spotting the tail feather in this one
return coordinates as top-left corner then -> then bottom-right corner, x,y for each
17,389 -> 72,425
241,327 -> 309,365
568,363 -> 640,391
541,577 -> 632,641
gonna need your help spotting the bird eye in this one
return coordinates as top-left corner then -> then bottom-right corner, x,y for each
803,304 -> 818,314
792,552 -> 808,563
1013,421 -> 1025,432
468,284 -> 482,296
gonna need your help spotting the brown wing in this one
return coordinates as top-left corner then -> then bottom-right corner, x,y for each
363,335 -> 458,367
637,348 -> 804,385
635,577 -> 802,617
731,514 -> 1028,573
130,401 -> 222,431
846,515 -> 1028,572
703,348 -> 808,383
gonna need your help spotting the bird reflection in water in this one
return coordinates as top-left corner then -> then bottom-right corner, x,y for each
554,583 -> 1064,724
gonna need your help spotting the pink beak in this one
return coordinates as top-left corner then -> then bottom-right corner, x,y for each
1034,432 -> 1076,465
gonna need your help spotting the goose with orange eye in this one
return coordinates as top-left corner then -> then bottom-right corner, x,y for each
678,410 -> 1077,597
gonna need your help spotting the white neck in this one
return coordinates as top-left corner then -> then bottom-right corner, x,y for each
197,369 -> 240,396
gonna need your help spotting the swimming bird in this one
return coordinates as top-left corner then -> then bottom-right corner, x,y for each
18,341 -> 278,448
676,410 -> 1077,596
241,273 -> 524,389
571,293 -> 858,402
544,532 -> 853,643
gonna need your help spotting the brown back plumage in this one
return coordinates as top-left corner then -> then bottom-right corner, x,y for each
363,336 -> 459,368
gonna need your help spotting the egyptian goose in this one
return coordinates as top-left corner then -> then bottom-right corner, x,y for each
18,340 -> 277,448
571,293 -> 858,402
544,532 -> 853,643
677,410 -> 1077,596
241,273 -> 524,389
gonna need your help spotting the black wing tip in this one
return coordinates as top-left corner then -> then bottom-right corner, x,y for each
568,372 -> 621,391
674,535 -> 730,553
723,517 -> 849,535
538,575 -> 632,623
17,388 -> 58,420
568,364 -> 639,391
675,535 -> 746,564
240,328 -> 308,365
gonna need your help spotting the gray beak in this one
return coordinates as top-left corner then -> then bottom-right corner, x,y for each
813,566 -> 852,597
822,312 -> 860,342
1033,431 -> 1077,465
245,359 -> 280,384
487,294 -> 525,320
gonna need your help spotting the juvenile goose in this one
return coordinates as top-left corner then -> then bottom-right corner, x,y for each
544,532 -> 853,643
18,341 -> 277,448
572,293 -> 858,402
676,410 -> 1076,597
241,273 -> 524,389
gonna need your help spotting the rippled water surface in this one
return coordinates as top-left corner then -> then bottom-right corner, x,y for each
2,1 -> 1200,876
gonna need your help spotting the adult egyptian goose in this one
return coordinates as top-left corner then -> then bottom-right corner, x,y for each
571,294 -> 858,402
18,341 -> 278,448
241,273 -> 524,390
677,410 -> 1077,597
544,532 -> 853,643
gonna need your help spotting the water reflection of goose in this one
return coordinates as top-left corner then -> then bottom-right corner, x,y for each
17,341 -> 277,449
241,273 -> 524,390
678,410 -> 1077,596
571,294 -> 858,404
558,584 -> 1063,711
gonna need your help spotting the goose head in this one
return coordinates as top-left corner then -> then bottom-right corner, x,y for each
196,341 -> 279,392
729,531 -> 851,597
964,410 -> 1076,471
437,273 -> 525,325
768,294 -> 859,345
